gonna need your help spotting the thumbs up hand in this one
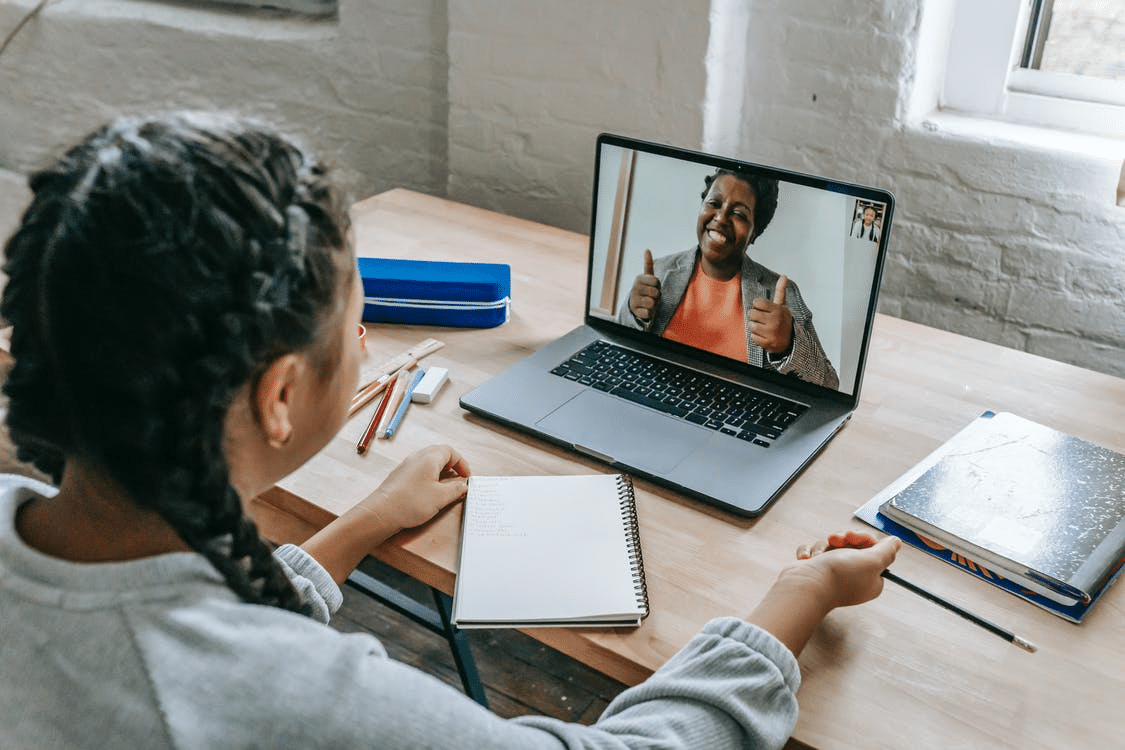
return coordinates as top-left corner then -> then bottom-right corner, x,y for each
750,275 -> 794,355
627,249 -> 661,323
773,274 -> 787,307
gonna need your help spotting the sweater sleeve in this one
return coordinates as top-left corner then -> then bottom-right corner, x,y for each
272,543 -> 343,623
511,616 -> 801,749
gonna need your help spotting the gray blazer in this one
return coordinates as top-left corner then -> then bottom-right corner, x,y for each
617,248 -> 840,389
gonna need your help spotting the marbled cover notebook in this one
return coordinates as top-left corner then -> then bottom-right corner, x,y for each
879,411 -> 1125,606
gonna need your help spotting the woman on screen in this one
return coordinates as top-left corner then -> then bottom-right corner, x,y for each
617,168 -> 839,389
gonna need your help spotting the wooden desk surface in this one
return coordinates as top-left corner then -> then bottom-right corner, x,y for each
251,188 -> 1125,750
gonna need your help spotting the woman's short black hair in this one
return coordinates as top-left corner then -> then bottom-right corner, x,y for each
701,168 -> 780,242
1,112 -> 351,612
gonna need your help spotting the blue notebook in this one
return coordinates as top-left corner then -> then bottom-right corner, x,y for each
855,411 -> 1125,623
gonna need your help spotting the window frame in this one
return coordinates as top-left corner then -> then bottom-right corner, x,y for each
941,0 -> 1125,139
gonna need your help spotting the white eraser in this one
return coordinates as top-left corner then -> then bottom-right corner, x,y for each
411,366 -> 449,403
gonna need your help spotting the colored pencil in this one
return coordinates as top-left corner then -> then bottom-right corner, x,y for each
356,383 -> 395,455
374,369 -> 412,439
383,369 -> 427,439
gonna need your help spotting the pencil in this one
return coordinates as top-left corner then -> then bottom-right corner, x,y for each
881,570 -> 1038,653
383,368 -> 426,439
374,369 -> 412,439
349,357 -> 418,417
356,383 -> 395,455
350,373 -> 392,416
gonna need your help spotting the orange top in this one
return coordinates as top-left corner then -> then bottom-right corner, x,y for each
662,262 -> 747,361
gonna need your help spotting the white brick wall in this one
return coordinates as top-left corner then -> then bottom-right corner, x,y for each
0,0 -> 450,202
0,0 -> 1122,377
446,0 -> 707,229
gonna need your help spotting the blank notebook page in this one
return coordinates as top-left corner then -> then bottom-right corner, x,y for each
453,474 -> 642,623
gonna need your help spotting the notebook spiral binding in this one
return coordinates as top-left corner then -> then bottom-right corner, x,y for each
616,475 -> 650,615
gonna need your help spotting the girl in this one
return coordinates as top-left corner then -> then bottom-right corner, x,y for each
0,112 -> 899,749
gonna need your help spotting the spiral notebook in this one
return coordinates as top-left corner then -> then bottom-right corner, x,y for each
451,474 -> 649,628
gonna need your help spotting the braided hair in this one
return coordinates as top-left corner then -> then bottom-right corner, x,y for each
1,112 -> 351,612
701,168 -> 779,243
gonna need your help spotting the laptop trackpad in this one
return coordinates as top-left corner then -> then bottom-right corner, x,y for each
536,391 -> 694,475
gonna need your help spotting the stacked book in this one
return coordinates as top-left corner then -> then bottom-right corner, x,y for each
856,411 -> 1125,622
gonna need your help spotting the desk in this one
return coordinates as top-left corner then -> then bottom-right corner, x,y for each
249,188 -> 1125,750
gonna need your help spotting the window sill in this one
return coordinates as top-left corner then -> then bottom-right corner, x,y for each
919,111 -> 1124,160
914,111 -> 1125,207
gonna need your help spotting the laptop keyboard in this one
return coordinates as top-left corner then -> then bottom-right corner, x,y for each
549,340 -> 807,446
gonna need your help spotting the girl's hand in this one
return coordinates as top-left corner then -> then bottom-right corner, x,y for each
748,530 -> 900,656
360,444 -> 471,532
300,445 -> 471,584
790,530 -> 901,610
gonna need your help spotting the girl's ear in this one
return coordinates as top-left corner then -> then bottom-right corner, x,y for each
253,353 -> 303,449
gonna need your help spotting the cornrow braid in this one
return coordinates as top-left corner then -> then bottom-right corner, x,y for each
1,112 -> 351,612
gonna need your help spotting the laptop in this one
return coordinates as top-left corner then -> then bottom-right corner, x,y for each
460,133 -> 893,516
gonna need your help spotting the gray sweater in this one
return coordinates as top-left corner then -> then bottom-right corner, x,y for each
0,473 -> 801,749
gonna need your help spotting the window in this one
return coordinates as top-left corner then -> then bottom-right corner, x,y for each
942,0 -> 1125,139
1022,0 -> 1125,81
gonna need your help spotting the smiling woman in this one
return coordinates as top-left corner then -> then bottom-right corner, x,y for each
616,168 -> 839,389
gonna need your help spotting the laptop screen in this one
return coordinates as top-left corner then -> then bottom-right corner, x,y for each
585,134 -> 892,400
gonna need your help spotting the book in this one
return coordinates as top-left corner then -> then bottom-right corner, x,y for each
451,474 -> 649,628
855,411 -> 1125,622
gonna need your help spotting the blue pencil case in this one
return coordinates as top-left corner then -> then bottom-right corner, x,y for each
358,257 -> 511,328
